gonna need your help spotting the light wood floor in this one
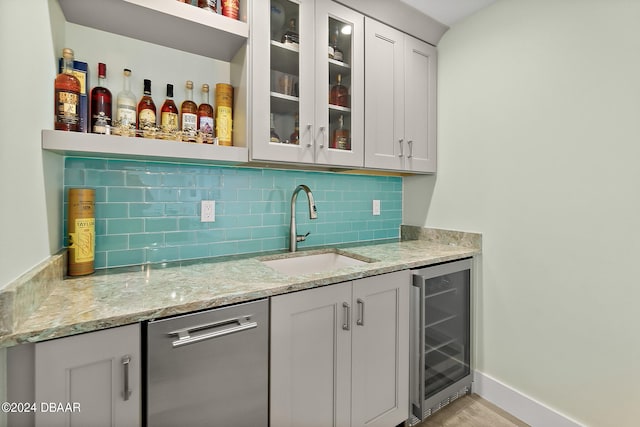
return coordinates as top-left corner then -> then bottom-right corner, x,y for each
413,394 -> 530,427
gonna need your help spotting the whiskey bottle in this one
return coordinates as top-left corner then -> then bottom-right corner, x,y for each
289,113 -> 299,145
197,84 -> 215,144
160,84 -> 179,139
114,68 -> 136,136
54,48 -> 81,132
198,0 -> 216,12
269,113 -> 281,143
90,62 -> 112,134
331,114 -> 350,150
137,79 -> 156,137
181,81 -> 198,142
329,74 -> 349,107
281,18 -> 299,46
329,29 -> 343,62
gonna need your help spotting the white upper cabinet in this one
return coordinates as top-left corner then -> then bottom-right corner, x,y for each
251,0 -> 364,168
364,18 -> 437,173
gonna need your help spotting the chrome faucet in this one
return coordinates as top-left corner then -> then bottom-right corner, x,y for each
289,185 -> 318,252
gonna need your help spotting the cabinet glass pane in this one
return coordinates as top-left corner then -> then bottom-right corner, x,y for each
328,17 -> 352,151
270,0 -> 300,145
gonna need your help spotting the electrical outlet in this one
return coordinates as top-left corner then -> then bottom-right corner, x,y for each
201,200 -> 215,222
372,200 -> 381,216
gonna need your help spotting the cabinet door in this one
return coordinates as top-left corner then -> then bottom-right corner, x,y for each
404,36 -> 437,173
35,324 -> 140,427
271,282 -> 352,427
364,18 -> 405,171
315,0 -> 364,168
352,270 -> 410,427
252,0 -> 315,164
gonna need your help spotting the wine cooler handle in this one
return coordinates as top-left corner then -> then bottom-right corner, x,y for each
306,124 -> 313,147
398,139 -> 404,157
342,302 -> 350,331
407,140 -> 413,158
356,298 -> 365,326
319,126 -> 326,149
122,355 -> 132,401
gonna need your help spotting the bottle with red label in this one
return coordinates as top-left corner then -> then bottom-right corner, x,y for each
90,62 -> 112,134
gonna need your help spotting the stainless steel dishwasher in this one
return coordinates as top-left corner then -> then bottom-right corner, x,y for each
146,299 -> 268,427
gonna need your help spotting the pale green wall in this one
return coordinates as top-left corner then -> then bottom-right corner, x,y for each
0,0 -> 65,290
405,1 -> 640,425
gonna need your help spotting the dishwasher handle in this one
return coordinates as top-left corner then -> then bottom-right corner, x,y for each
168,315 -> 258,348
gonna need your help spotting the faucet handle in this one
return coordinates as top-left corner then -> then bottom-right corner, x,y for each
296,232 -> 311,242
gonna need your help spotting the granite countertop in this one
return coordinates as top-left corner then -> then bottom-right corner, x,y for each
0,227 -> 481,348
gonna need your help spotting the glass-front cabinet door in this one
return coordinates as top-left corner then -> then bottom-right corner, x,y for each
251,0 -> 363,168
315,0 -> 363,167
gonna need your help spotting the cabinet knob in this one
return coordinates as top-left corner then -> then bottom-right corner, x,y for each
398,139 -> 404,158
407,140 -> 413,159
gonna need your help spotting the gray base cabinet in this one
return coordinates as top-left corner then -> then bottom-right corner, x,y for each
270,270 -> 410,427
34,324 -> 140,427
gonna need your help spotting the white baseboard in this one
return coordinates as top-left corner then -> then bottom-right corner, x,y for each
473,371 -> 584,427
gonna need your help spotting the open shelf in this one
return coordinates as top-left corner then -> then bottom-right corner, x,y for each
42,130 -> 248,165
58,0 -> 249,61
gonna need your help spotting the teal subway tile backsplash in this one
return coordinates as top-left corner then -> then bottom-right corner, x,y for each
63,157 -> 403,269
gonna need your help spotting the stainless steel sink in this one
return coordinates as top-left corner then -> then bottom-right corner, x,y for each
260,250 -> 371,276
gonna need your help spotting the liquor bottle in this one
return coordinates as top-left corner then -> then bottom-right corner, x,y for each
331,114 -> 350,150
289,113 -> 299,145
329,29 -> 343,62
329,74 -> 349,107
269,113 -> 281,143
137,79 -> 157,137
181,81 -> 198,142
198,0 -> 216,12
160,83 -> 179,138
197,84 -> 214,144
281,18 -> 299,46
221,0 -> 239,20
114,68 -> 136,136
54,48 -> 81,132
90,62 -> 112,134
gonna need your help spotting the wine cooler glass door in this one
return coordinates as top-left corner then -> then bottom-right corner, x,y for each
411,258 -> 473,422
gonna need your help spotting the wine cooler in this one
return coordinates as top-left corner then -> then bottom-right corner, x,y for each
409,258 -> 473,424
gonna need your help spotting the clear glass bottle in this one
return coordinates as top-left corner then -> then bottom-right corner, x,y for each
329,73 -> 349,107
181,80 -> 198,142
281,18 -> 299,46
137,79 -> 156,138
197,84 -> 214,144
198,0 -> 216,12
54,48 -> 81,132
115,68 -> 136,136
270,113 -> 281,143
90,62 -> 112,134
161,83 -> 179,139
329,29 -> 343,62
